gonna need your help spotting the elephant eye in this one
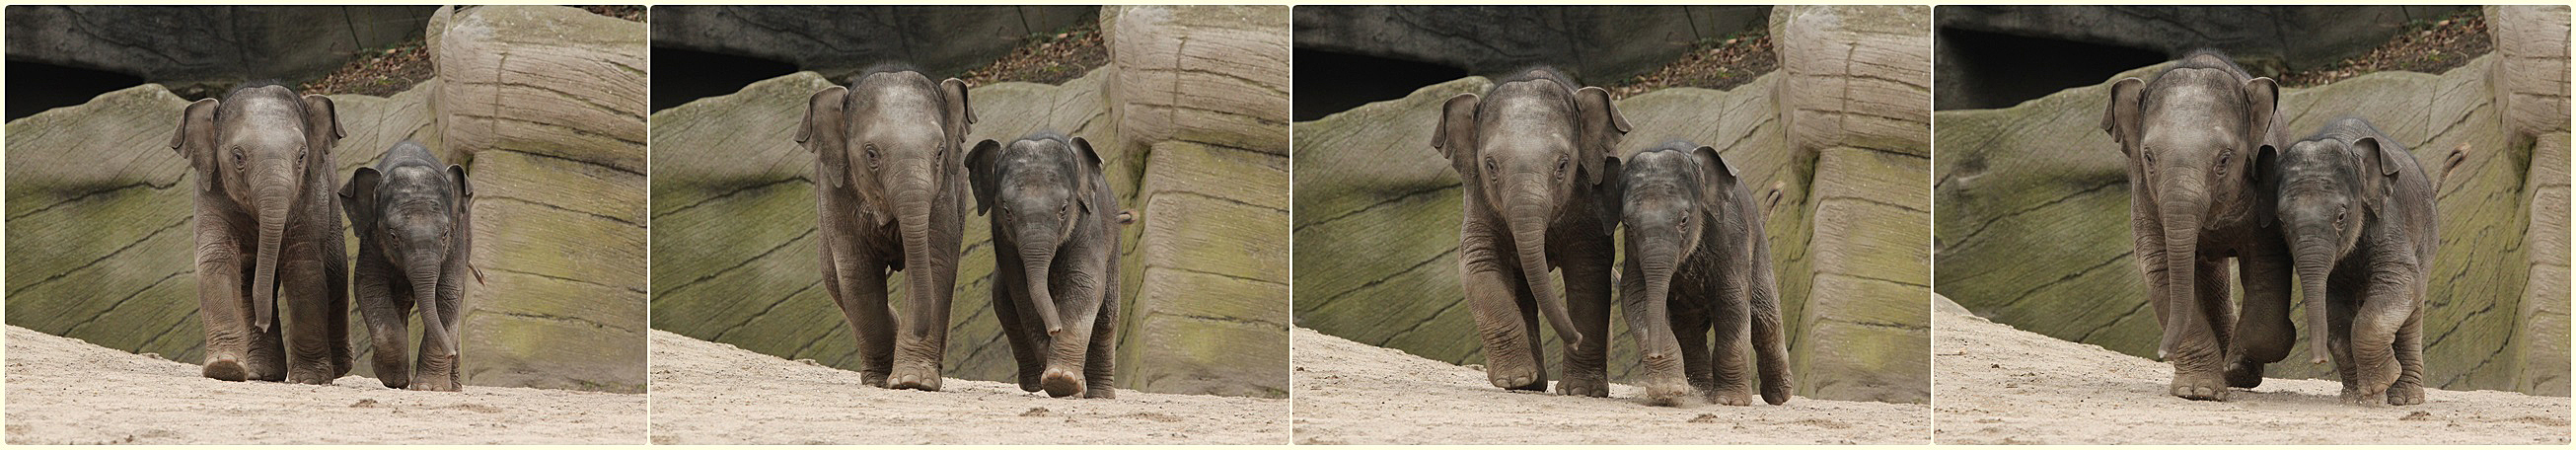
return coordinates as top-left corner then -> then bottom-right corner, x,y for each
1059,203 -> 1068,218
232,147 -> 246,172
1555,155 -> 1569,179
2334,206 -> 2348,229
863,143 -> 881,169
1483,157 -> 1496,173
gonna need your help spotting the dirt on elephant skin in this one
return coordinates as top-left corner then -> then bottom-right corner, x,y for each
1,326 -> 643,444
644,330 -> 1288,444
1290,327 -> 1930,444
1933,299 -> 2572,444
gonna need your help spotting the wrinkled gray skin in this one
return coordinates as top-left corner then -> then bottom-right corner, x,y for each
798,68 -> 976,391
1615,141 -> 1792,407
2100,51 -> 2299,401
1434,68 -> 1629,396
169,84 -> 352,384
965,133 -> 1131,399
2258,117 -> 2437,406
340,141 -> 474,391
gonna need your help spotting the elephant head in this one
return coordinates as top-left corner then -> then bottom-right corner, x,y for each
1434,69 -> 1631,347
2100,52 -> 2278,358
2257,123 -> 2404,364
963,133 -> 1105,337
798,69 -> 975,303
1617,142 -> 1737,362
340,141 -> 472,358
169,84 -> 343,333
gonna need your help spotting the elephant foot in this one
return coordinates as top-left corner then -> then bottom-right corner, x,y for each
859,371 -> 890,388
2169,372 -> 2231,402
203,356 -> 251,382
2224,360 -> 2265,388
888,364 -> 942,392
2339,386 -> 2382,406
1040,367 -> 1085,398
407,377 -> 461,392
1017,370 -> 1045,393
2386,382 -> 2425,406
1640,380 -> 1697,407
1556,376 -> 1610,398
408,355 -> 462,392
1084,387 -> 1117,400
1709,385 -> 1755,407
287,365 -> 339,385
1486,364 -> 1544,391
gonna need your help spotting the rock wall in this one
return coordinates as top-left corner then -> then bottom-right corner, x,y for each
2488,5 -> 2571,396
649,6 -> 1097,82
647,5 -> 1289,398
5,6 -> 440,94
1934,48 -> 2566,393
1939,6 -> 2473,75
3,5 -> 645,393
1293,4 -> 1932,404
1291,6 -> 1771,83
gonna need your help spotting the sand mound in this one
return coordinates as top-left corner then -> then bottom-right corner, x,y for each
2,326 -> 642,444
1290,327 -> 1929,444
642,330 -> 1288,444
1934,301 -> 2571,444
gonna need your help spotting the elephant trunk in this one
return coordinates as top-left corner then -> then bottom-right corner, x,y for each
1017,238 -> 1066,336
250,186 -> 290,332
1636,263 -> 1677,361
1509,204 -> 1582,348
409,262 -> 452,355
894,175 -> 940,325
2295,244 -> 2334,364
2158,198 -> 2203,361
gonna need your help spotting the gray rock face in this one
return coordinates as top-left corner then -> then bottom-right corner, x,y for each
1936,6 -> 2474,110
1292,6 -> 1770,83
650,6 -> 1097,82
6,6 -> 438,93
4,5 -> 646,393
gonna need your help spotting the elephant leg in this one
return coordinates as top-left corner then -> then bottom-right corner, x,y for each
353,256 -> 411,389
990,254 -> 1046,392
194,222 -> 257,382
1617,262 -> 1690,406
420,276 -> 468,391
1083,281 -> 1121,399
2386,310 -> 2425,406
2228,247 -> 2296,388
887,250 -> 961,392
1462,223 -> 1545,391
2346,270 -> 2415,404
1710,280 -> 1755,407
280,248 -> 342,385
824,244 -> 896,388
1556,251 -> 1615,398
1039,253 -> 1116,398
1678,304 -> 1717,404
2168,259 -> 2234,401
2325,280 -> 2361,400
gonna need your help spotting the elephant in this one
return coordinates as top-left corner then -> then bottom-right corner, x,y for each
168,83 -> 353,384
2257,117 -> 2438,406
964,132 -> 1133,399
1433,67 -> 1629,396
797,66 -> 977,391
2099,50 -> 2300,401
1614,141 -> 1792,407
339,141 -> 476,391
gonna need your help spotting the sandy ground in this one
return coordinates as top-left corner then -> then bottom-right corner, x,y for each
1933,300 -> 2572,444
1289,327 -> 1930,444
2,326 -> 643,444
643,330 -> 1288,444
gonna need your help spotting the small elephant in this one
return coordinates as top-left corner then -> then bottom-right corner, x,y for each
1615,141 -> 1792,407
1433,67 -> 1629,396
2100,51 -> 2299,401
797,66 -> 977,391
339,141 -> 476,391
965,132 -> 1131,399
168,84 -> 353,384
2257,117 -> 2437,406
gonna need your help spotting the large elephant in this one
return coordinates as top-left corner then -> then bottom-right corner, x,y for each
168,84 -> 352,384
2258,117 -> 2438,406
2098,50 -> 2299,401
339,141 -> 476,392
1432,67 -> 1629,396
797,67 -> 977,391
1614,141 -> 1792,407
964,132 -> 1130,399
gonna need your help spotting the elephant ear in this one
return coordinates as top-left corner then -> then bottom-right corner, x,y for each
964,139 -> 1004,215
1573,86 -> 1631,186
2242,77 -> 2280,146
1070,136 -> 1106,216
1432,93 -> 1481,178
338,167 -> 382,233
2251,143 -> 2283,226
2353,136 -> 2396,216
2100,77 -> 2146,152
1593,155 -> 1624,238
300,95 -> 343,154
1691,145 -> 1741,218
448,164 -> 475,210
797,86 -> 851,188
940,78 -> 977,142
170,99 -> 220,172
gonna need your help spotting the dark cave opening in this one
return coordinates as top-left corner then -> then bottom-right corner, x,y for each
1937,27 -> 2170,111
1293,48 -> 1469,122
650,46 -> 801,112
7,60 -> 147,120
